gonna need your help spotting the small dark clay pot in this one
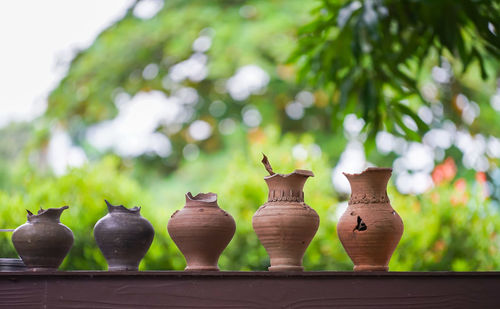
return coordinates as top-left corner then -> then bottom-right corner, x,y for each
167,192 -> 236,271
12,206 -> 74,271
94,200 -> 155,271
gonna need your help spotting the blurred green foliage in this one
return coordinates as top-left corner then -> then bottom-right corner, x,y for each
44,0 -> 500,164
292,0 -> 500,142
391,178 -> 500,271
47,0 -> 320,167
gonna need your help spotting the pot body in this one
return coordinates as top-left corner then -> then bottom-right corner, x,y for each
167,193 -> 236,271
337,168 -> 403,271
252,170 -> 319,271
12,206 -> 73,271
94,201 -> 155,271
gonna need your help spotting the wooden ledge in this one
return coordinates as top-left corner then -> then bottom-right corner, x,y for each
1,271 -> 500,308
2,270 -> 500,277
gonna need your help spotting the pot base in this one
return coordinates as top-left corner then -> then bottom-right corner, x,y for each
185,266 -> 219,271
108,266 -> 139,271
268,265 -> 304,272
353,265 -> 388,272
27,267 -> 58,272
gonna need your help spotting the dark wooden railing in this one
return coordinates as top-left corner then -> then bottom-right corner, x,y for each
1,271 -> 500,308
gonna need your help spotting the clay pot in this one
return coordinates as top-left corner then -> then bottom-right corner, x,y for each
12,206 -> 74,271
337,167 -> 404,271
252,154 -> 319,271
167,192 -> 235,271
94,200 -> 155,271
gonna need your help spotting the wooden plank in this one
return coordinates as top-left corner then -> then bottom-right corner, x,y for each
0,278 -> 44,308
0,272 -> 499,308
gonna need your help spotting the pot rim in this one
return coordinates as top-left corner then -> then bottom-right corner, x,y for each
343,167 -> 392,177
105,200 -> 141,214
186,192 -> 218,203
264,169 -> 314,180
26,206 -> 69,222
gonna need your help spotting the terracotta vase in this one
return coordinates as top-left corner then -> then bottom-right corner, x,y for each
337,167 -> 404,271
252,154 -> 319,271
11,206 -> 74,271
167,192 -> 236,271
94,200 -> 155,271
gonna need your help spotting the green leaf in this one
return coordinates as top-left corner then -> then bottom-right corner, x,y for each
393,102 -> 430,134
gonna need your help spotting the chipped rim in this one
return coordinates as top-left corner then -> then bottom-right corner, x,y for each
343,167 -> 392,178
105,200 -> 141,214
186,192 -> 217,203
264,169 -> 314,180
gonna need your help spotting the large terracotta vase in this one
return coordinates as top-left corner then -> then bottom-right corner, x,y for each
337,167 -> 403,271
94,200 -> 155,271
252,154 -> 319,271
167,192 -> 236,271
12,206 -> 74,271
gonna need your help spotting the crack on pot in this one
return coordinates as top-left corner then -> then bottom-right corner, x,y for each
353,216 -> 367,232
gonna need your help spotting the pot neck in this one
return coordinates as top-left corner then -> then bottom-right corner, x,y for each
264,170 -> 313,203
27,206 -> 68,223
344,167 -> 392,196
185,192 -> 218,207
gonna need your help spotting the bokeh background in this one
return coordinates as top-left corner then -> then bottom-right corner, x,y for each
1,0 -> 499,271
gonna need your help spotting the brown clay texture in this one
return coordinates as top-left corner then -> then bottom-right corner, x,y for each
167,192 -> 236,271
337,167 -> 403,271
11,206 -> 74,271
252,155 -> 319,271
94,200 -> 155,271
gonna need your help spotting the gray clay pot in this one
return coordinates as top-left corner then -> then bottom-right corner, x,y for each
94,200 -> 155,271
12,206 -> 74,271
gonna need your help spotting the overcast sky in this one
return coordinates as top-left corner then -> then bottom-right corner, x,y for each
0,0 -> 132,127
